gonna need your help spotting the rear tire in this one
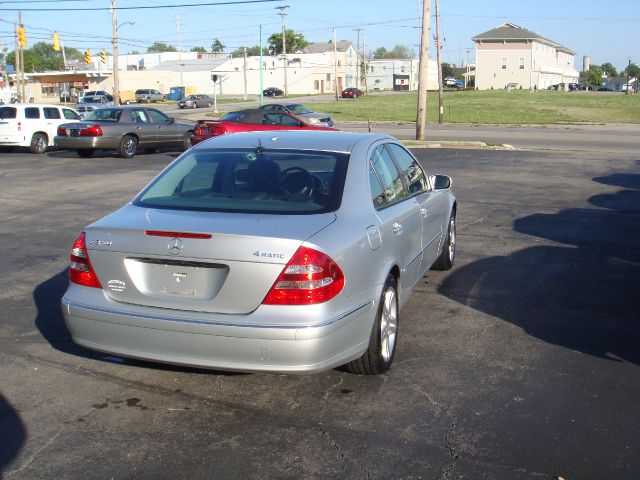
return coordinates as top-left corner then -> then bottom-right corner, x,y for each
118,135 -> 138,158
345,275 -> 398,375
29,133 -> 48,154
77,149 -> 95,158
432,211 -> 456,271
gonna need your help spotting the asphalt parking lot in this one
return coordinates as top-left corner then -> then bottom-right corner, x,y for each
1,141 -> 638,479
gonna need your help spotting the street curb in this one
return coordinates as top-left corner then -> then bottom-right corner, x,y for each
403,140 -> 515,150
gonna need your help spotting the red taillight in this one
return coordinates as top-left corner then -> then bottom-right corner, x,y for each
80,124 -> 103,137
262,246 -> 344,305
69,232 -> 102,288
57,126 -> 67,136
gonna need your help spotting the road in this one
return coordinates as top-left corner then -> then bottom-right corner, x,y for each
0,127 -> 638,479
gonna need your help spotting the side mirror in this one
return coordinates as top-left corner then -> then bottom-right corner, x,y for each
169,117 -> 175,124
430,174 -> 452,190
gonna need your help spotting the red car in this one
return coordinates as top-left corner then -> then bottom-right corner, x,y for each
341,87 -> 364,98
191,109 -> 337,145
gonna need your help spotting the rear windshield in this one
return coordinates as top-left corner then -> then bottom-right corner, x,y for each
82,109 -> 122,122
0,107 -> 17,119
134,148 -> 348,214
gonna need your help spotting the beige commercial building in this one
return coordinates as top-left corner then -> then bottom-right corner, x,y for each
473,23 -> 579,90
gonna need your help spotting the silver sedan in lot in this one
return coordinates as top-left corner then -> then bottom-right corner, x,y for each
61,131 -> 456,374
55,106 -> 195,158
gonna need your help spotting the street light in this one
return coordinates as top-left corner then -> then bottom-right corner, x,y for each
211,74 -> 219,113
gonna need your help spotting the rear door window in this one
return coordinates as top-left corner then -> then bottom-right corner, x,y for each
0,107 -> 17,119
369,144 -> 408,206
25,107 -> 40,119
44,107 -> 61,119
62,109 -> 80,120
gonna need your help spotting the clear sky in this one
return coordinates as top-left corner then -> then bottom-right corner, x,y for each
2,0 -> 638,72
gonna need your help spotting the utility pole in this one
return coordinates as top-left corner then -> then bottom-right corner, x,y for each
111,0 -> 120,105
333,27 -> 339,100
276,5 -> 289,96
177,14 -> 183,89
435,0 -> 444,124
14,20 -> 21,102
363,31 -> 368,93
464,47 -> 472,88
18,12 -> 26,102
259,24 -> 264,106
243,47 -> 248,101
352,27 -> 363,88
416,0 -> 431,140
626,57 -> 631,95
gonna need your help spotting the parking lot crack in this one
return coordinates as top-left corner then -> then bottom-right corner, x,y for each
4,426 -> 65,478
412,385 -> 460,479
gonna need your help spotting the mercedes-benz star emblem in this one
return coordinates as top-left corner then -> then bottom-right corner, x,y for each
167,238 -> 184,255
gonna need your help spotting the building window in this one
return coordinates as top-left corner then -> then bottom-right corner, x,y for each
519,58 -> 525,70
337,60 -> 342,66
501,57 -> 507,70
314,80 -> 320,90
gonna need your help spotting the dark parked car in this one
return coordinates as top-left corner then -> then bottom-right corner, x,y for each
55,106 -> 195,158
178,94 -> 213,109
191,108 -> 336,145
263,87 -> 284,97
341,87 -> 364,98
258,103 -> 334,127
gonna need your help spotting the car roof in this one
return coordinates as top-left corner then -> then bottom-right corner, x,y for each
5,103 -> 76,108
193,130 -> 394,154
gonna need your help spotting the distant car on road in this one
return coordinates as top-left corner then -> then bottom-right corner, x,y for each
60,130 -> 457,374
191,108 -> 336,145
0,103 -> 81,153
341,87 -> 364,98
178,94 -> 213,109
55,106 -> 195,158
76,95 -> 116,115
135,89 -> 165,103
258,103 -> 334,127
263,87 -> 284,97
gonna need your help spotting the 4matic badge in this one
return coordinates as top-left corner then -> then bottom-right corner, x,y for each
252,250 -> 284,259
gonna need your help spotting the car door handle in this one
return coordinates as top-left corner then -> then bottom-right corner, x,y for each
392,222 -> 403,234
421,207 -> 429,217
136,126 -> 142,130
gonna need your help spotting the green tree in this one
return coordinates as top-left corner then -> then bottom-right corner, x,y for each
586,67 -> 604,86
623,62 -> 640,78
442,63 -> 456,78
7,42 -> 82,72
147,42 -> 176,53
600,62 -> 618,77
210,39 -> 225,53
373,44 -> 414,59
190,46 -> 206,53
268,29 -> 308,55
230,45 -> 262,57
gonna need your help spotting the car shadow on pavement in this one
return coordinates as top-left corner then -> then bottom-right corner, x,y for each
439,173 -> 640,365
0,394 -> 26,475
33,270 -> 245,376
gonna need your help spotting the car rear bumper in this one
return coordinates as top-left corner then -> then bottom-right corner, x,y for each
61,286 -> 373,374
54,136 -> 121,150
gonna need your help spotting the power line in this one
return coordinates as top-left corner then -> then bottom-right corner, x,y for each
0,0 -> 281,12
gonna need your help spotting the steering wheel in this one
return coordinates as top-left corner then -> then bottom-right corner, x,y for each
280,167 -> 315,198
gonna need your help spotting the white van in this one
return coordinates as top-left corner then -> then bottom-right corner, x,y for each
0,103 -> 81,153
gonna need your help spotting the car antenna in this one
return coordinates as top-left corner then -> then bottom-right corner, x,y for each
256,138 -> 265,154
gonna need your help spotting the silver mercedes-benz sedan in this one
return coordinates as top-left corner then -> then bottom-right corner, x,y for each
61,131 -> 456,375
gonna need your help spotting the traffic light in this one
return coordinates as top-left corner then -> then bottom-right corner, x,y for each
100,50 -> 107,64
84,50 -> 91,64
52,32 -> 60,51
17,25 -> 27,47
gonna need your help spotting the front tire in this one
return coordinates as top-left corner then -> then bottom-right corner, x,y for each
182,132 -> 193,150
77,149 -> 95,158
346,275 -> 398,375
432,211 -> 456,271
118,135 -> 138,158
29,133 -> 48,154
